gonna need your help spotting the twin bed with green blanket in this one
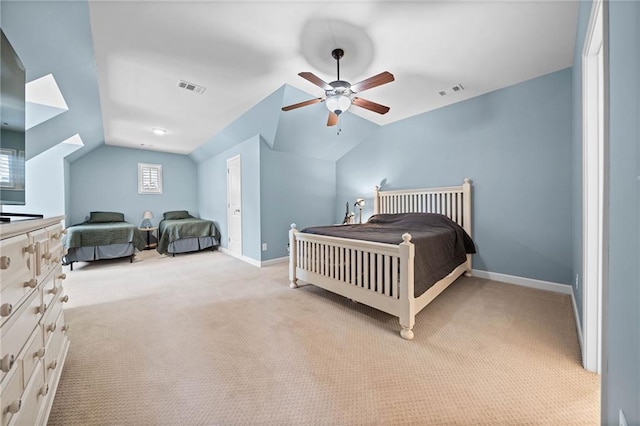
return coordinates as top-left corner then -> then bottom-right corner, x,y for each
157,210 -> 219,255
62,212 -> 147,270
62,211 -> 219,269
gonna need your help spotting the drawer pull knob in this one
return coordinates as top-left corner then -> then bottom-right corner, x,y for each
39,384 -> 49,396
49,286 -> 59,295
52,256 -> 60,263
48,360 -> 58,370
6,400 -> 21,414
0,256 -> 10,269
37,303 -> 47,314
48,323 -> 57,332
1,354 -> 15,372
23,278 -> 37,288
23,244 -> 35,254
35,347 -> 46,359
43,252 -> 52,260
58,273 -> 67,280
62,324 -> 70,332
0,303 -> 12,317
51,232 -> 60,240
61,295 -> 69,303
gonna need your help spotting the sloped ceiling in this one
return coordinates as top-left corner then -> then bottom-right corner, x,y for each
1,1 -> 579,163
1,1 -> 103,162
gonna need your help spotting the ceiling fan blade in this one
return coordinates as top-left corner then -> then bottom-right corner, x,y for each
298,72 -> 333,91
327,111 -> 338,126
352,97 -> 391,115
350,71 -> 395,93
281,97 -> 323,111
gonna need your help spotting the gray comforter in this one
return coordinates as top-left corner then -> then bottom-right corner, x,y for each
301,213 -> 476,297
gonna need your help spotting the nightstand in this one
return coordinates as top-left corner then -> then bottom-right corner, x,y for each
139,227 -> 158,250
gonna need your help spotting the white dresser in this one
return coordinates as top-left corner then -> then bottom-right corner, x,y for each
0,216 -> 70,425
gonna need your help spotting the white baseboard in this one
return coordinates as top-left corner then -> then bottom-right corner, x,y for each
571,287 -> 584,353
219,247 -> 261,267
218,248 -> 288,268
471,269 -> 572,294
260,256 -> 288,267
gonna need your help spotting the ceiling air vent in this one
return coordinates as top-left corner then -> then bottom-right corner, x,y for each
438,83 -> 464,96
177,80 -> 206,94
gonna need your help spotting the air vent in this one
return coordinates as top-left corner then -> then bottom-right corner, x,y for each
176,80 -> 206,94
438,83 -> 464,96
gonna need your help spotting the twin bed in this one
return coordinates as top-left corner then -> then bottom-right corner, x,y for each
62,210 -> 218,269
289,178 -> 475,339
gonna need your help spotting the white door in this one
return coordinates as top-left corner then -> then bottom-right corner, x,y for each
227,155 -> 242,255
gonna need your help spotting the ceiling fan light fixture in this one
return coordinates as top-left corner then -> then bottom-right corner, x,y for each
325,94 -> 351,115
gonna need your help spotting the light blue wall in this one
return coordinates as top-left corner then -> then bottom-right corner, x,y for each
9,142 -> 80,225
260,139 -> 336,260
197,135 -> 261,260
69,145 -> 198,226
571,0 -> 592,333
604,1 -> 640,423
336,69 -> 574,285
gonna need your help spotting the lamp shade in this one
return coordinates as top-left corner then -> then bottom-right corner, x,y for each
141,210 -> 153,228
356,198 -> 365,207
325,95 -> 352,115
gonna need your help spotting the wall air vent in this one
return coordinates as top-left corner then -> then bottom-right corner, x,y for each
176,80 -> 206,94
438,83 -> 464,96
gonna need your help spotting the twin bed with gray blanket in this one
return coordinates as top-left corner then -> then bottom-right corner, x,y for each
62,212 -> 146,270
157,210 -> 219,255
289,179 -> 476,340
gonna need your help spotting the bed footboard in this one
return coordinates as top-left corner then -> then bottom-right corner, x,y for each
289,224 -> 417,339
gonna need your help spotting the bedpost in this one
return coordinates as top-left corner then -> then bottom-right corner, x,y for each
463,178 -> 473,276
399,233 -> 416,340
374,186 -> 380,215
289,224 -> 298,288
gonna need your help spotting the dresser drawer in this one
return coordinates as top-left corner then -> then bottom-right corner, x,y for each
0,362 -> 23,426
44,310 -> 67,381
0,290 -> 43,383
0,234 -> 34,325
19,325 -> 45,390
46,224 -> 65,268
41,265 -> 65,308
8,360 -> 46,426
42,287 -> 65,341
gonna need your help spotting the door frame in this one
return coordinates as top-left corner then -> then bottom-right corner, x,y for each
581,0 -> 607,374
226,155 -> 242,255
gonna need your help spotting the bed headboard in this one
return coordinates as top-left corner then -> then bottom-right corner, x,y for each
373,178 -> 472,236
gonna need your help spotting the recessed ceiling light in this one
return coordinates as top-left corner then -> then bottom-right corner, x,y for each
152,128 -> 167,136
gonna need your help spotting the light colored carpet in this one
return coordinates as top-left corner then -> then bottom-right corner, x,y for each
48,250 -> 599,425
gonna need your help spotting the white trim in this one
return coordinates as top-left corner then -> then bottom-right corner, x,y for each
260,256 -> 288,267
571,287 -> 584,354
581,0 -> 604,374
471,269 -> 572,294
219,247 -> 260,267
219,249 -> 288,268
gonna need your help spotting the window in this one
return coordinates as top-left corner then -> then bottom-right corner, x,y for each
138,163 -> 162,194
0,149 -> 22,189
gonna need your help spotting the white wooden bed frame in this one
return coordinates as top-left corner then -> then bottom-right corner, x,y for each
289,178 -> 472,340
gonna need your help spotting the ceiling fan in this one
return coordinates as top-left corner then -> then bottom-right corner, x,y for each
282,48 -> 394,126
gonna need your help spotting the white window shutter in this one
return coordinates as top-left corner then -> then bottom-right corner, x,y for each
138,163 -> 163,194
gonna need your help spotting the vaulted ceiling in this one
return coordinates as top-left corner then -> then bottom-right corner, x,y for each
1,1 -> 578,162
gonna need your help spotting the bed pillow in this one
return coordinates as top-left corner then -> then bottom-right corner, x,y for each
87,211 -> 125,223
163,210 -> 191,220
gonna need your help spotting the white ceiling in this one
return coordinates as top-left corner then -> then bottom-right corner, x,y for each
88,0 -> 578,155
